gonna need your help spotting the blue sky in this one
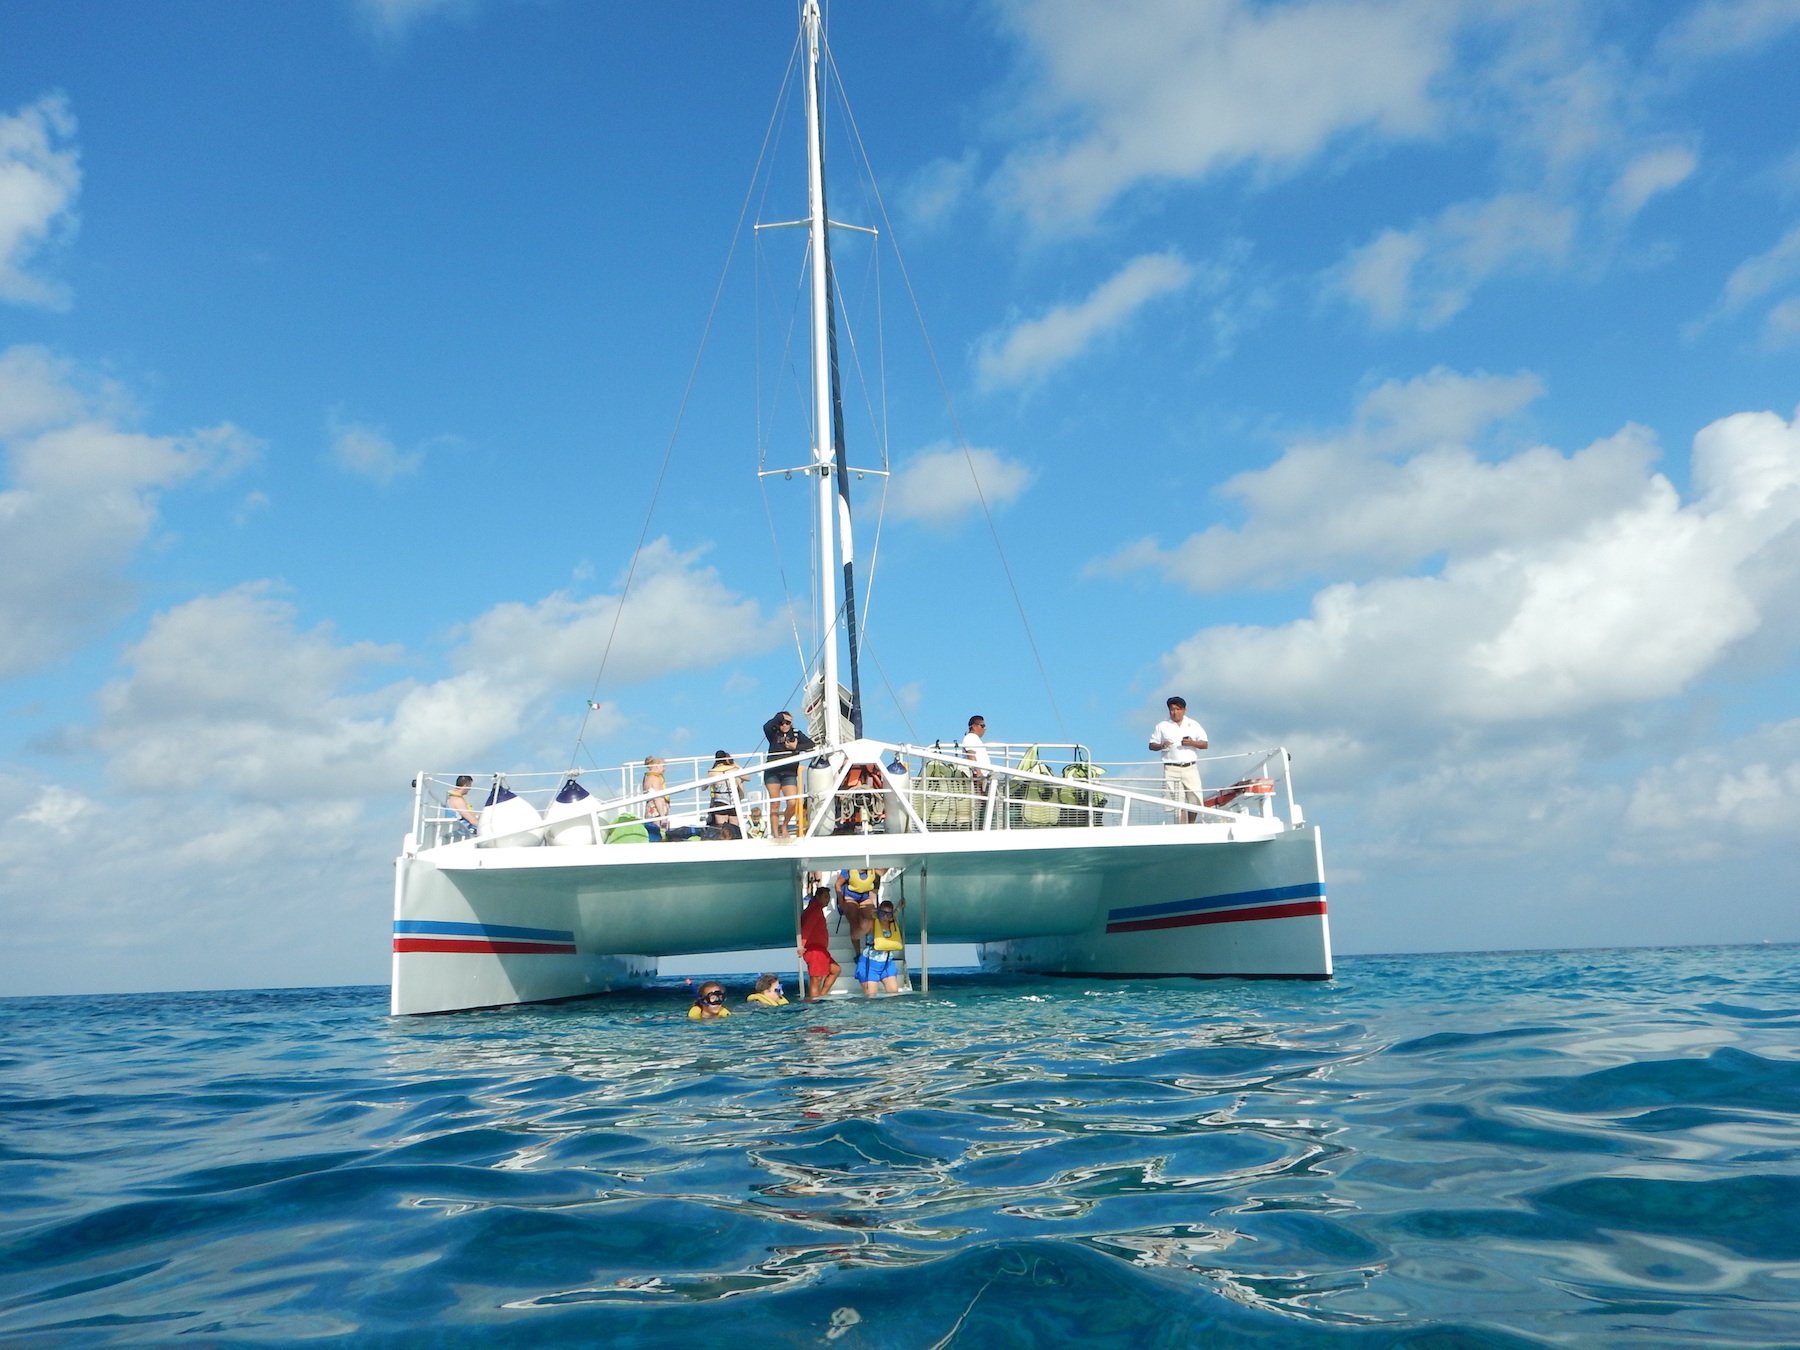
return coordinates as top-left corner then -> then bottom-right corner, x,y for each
3,0 -> 1798,998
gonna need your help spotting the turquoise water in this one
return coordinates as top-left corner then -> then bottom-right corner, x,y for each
2,946 -> 1798,1347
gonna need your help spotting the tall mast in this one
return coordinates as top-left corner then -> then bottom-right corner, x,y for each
801,0 -> 862,742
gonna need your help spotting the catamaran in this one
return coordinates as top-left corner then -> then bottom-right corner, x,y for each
390,2 -> 1330,1015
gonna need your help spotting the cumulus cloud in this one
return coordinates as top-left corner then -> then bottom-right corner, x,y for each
993,0 -> 1454,228
1149,389 -> 1800,734
453,538 -> 775,686
3,534 -> 781,994
0,93 -> 80,309
88,539 -> 778,801
0,760 -> 391,995
887,443 -> 1034,525
0,345 -> 258,678
1621,718 -> 1800,857
1099,368 -> 1659,590
92,583 -> 405,797
977,251 -> 1196,387
1331,193 -> 1578,330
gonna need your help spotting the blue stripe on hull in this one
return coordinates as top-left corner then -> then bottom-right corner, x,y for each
1107,881 -> 1326,926
394,919 -> 576,943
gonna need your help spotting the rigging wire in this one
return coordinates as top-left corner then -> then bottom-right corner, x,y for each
753,187 -> 815,679
565,28 -> 806,773
825,42 -> 1069,743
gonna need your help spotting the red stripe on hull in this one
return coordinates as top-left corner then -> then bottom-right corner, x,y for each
392,938 -> 577,955
1107,899 -> 1327,935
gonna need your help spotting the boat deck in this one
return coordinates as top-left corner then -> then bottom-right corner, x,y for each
406,738 -> 1299,855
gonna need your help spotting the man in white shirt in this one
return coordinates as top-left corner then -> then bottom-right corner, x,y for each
961,714 -> 992,803
1149,696 -> 1208,823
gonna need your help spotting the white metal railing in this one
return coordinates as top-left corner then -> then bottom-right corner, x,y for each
405,740 -> 1300,853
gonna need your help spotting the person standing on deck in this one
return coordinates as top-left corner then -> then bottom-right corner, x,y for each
961,715 -> 992,804
1149,696 -> 1208,823
641,756 -> 671,833
761,710 -> 815,839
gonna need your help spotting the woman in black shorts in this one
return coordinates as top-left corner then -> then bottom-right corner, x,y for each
761,710 -> 814,838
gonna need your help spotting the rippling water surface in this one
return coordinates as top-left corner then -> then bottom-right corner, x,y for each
3,945 -> 1799,1347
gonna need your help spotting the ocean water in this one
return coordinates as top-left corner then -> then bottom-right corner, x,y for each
2,946 -> 1798,1348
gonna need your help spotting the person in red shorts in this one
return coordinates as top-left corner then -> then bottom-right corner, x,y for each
799,884 -> 840,1000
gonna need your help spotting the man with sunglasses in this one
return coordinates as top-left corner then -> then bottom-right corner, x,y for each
1149,695 -> 1209,824
762,709 -> 816,839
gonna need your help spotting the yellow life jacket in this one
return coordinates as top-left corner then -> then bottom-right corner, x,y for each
844,868 -> 878,895
872,916 -> 903,953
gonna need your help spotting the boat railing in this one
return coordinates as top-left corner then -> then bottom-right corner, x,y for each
405,741 -> 1302,852
875,743 -> 1293,834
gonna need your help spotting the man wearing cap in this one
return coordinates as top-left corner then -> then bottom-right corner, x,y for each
961,714 -> 992,804
1149,696 -> 1208,823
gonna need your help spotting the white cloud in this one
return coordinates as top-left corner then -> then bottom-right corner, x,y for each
0,346 -> 257,678
1102,369 -> 1670,592
1622,719 -> 1800,857
328,414 -> 423,482
91,583 -> 405,798
88,539 -> 777,802
1332,192 -> 1578,330
19,784 -> 94,830
1606,144 -> 1699,218
1719,221 -> 1800,311
0,758 -> 393,995
993,0 -> 1454,228
984,3 -> 1723,329
1692,221 -> 1800,345
453,538 -> 776,687
977,251 -> 1196,387
0,345 -> 93,434
1147,389 -> 1800,732
904,150 -> 979,231
1689,221 -> 1800,342
887,443 -> 1034,525
2,534 -> 782,995
0,93 -> 80,309
1655,0 -> 1800,64
1765,295 -> 1800,347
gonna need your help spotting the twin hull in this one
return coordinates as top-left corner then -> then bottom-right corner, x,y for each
391,824 -> 1329,1014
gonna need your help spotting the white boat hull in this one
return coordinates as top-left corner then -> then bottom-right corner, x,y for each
391,820 -> 1328,1014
